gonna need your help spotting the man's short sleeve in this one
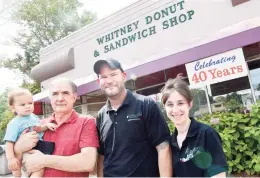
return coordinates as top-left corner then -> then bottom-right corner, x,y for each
4,119 -> 19,142
79,117 -> 99,148
145,99 -> 171,146
205,128 -> 228,177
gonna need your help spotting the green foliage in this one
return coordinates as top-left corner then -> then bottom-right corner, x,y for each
167,120 -> 175,134
225,92 -> 243,112
21,79 -> 41,95
168,101 -> 260,176
226,92 -> 243,104
190,89 -> 207,116
0,90 -> 8,122
225,98 -> 243,113
0,89 -> 10,143
0,110 -> 14,131
215,96 -> 226,103
257,83 -> 260,91
0,110 -> 14,143
190,89 -> 214,116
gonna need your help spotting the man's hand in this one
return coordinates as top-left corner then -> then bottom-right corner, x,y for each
22,150 -> 46,173
46,123 -> 58,131
14,130 -> 39,155
8,157 -> 20,171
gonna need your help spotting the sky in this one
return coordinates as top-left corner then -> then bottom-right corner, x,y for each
0,0 -> 138,93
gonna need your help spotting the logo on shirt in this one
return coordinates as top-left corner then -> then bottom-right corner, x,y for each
180,147 -> 201,162
127,113 -> 142,121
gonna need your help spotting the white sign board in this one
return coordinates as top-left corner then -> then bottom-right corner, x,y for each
185,48 -> 248,87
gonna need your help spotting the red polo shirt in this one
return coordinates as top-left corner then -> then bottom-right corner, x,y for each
42,110 -> 99,177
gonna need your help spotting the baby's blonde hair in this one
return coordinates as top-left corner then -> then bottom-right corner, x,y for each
8,88 -> 32,106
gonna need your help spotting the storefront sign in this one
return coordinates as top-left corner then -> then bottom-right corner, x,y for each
93,0 -> 195,57
185,48 -> 248,87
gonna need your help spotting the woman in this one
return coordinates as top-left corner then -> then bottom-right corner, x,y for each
161,75 -> 228,177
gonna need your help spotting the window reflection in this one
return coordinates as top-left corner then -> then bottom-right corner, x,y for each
208,76 -> 253,113
190,87 -> 210,117
250,67 -> 260,101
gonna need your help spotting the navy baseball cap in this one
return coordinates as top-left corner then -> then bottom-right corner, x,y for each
94,58 -> 124,74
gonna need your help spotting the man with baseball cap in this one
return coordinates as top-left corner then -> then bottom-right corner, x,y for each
94,58 -> 172,177
94,58 -> 124,74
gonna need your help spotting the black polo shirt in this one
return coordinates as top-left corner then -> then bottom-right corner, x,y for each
171,117 -> 228,177
96,90 -> 171,177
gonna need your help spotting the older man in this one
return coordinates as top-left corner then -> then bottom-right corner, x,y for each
94,58 -> 172,177
14,78 -> 99,177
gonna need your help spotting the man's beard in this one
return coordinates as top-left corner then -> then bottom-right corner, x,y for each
103,85 -> 122,98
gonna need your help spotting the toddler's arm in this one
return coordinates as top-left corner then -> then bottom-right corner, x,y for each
34,123 -> 58,132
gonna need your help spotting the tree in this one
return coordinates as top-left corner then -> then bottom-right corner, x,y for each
215,96 -> 226,103
256,83 -> 260,91
226,92 -> 243,104
0,89 -> 9,122
0,110 -> 14,143
226,98 -> 243,113
225,92 -> 243,112
0,0 -> 97,136
21,79 -> 41,94
190,89 -> 213,116
0,0 -> 96,92
0,89 -> 11,142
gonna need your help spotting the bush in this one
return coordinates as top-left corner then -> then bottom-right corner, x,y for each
167,101 -> 260,176
0,110 -> 14,143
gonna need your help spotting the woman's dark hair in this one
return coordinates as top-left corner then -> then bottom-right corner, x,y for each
161,73 -> 193,105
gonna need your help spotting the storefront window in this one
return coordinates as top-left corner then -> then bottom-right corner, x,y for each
74,105 -> 82,114
207,76 -> 253,113
87,102 -> 106,118
190,87 -> 211,117
249,67 -> 260,101
43,103 -> 53,117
